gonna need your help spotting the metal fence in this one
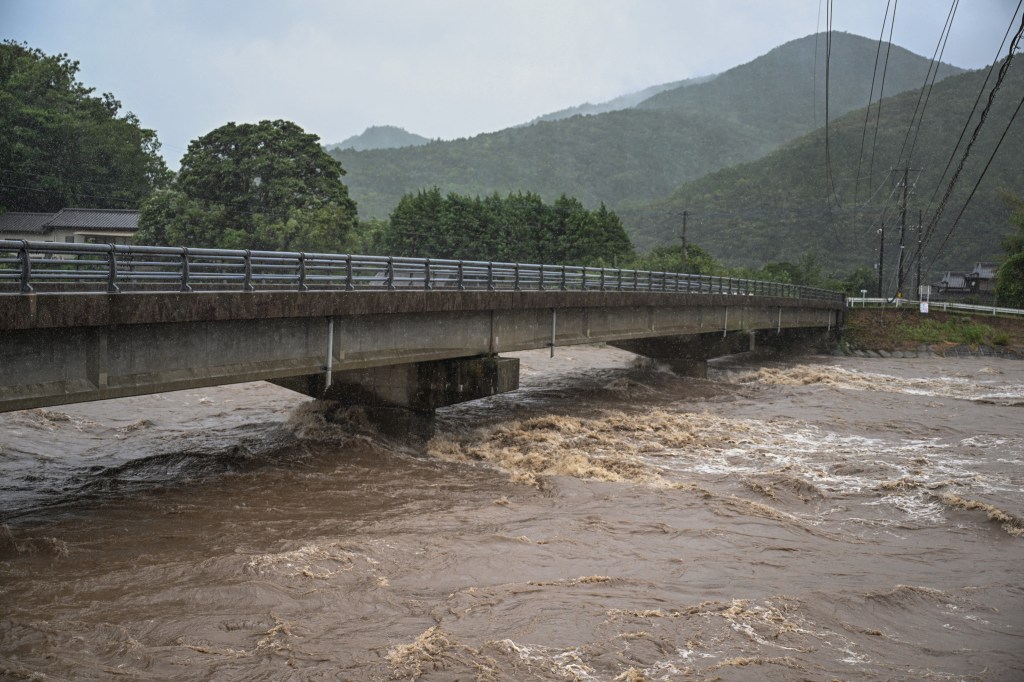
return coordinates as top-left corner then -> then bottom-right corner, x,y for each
0,240 -> 844,302
848,296 -> 1024,318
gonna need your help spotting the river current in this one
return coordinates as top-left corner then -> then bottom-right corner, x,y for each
1,347 -> 1022,680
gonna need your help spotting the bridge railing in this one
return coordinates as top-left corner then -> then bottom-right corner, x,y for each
0,240 -> 844,302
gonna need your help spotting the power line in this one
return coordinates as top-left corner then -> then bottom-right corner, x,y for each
928,0 -> 1023,204
854,0 -> 894,205
896,0 -> 960,167
925,87 -> 1024,273
920,9 -> 1024,263
866,0 -> 900,198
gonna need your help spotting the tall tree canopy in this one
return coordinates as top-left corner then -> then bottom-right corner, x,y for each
138,120 -> 359,251
0,41 -> 170,212
377,188 -> 634,265
996,200 -> 1024,308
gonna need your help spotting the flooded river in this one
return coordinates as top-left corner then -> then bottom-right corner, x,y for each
1,347 -> 1022,680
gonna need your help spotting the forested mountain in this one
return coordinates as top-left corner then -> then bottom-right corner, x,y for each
527,75 -> 716,124
629,57 -> 1023,277
638,31 -> 961,149
331,32 -> 961,220
326,125 -> 430,151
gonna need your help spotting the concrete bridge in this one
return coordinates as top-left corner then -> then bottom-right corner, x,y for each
0,241 -> 845,421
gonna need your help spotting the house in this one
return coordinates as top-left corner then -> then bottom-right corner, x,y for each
0,208 -> 140,245
934,270 -> 970,296
965,262 -> 999,296
932,261 -> 999,303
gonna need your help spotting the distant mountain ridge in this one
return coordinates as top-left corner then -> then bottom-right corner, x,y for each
327,125 -> 430,152
528,74 -> 717,124
332,32 -> 964,221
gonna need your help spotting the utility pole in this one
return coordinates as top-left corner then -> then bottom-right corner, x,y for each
894,166 -> 920,298
680,210 -> 688,264
916,208 -> 923,298
877,220 -> 885,297
897,167 -> 909,298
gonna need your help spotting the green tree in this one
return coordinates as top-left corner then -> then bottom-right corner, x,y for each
139,120 -> 358,250
995,202 -> 1024,307
0,41 -> 170,212
637,243 -> 722,274
995,253 -> 1024,308
378,189 -> 634,265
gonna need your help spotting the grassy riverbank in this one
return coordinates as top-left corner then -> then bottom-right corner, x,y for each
843,308 -> 1024,355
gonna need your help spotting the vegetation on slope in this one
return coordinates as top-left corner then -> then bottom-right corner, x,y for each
331,32 -> 958,220
844,309 -> 1024,352
631,57 -> 1024,277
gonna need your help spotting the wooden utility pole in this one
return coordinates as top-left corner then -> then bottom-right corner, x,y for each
680,210 -> 689,263
916,208 -> 923,297
897,167 -> 909,297
878,220 -> 885,297
894,166 -> 921,298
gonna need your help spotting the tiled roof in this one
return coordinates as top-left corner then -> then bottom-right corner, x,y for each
0,212 -> 55,234
46,208 -> 139,230
0,208 -> 140,236
970,262 -> 999,279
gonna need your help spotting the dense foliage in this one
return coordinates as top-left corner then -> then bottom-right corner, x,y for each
996,203 -> 1024,308
0,41 -> 170,212
375,188 -> 634,265
137,120 -> 358,251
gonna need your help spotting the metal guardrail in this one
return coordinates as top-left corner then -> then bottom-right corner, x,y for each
848,296 -> 1024,318
0,240 -> 844,302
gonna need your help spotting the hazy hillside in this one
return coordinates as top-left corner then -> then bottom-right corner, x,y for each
639,31 -> 962,149
333,32 -> 962,220
327,125 -> 430,151
528,75 -> 716,124
630,58 -> 1023,277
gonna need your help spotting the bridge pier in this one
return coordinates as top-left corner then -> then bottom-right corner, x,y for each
270,355 -> 520,438
610,331 -> 754,379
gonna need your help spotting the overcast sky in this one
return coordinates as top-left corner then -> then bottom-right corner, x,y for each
2,0 -> 1018,168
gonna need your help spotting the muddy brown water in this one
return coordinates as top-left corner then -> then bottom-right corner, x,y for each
1,347 -> 1022,680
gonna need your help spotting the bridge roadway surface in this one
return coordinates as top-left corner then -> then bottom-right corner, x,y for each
0,288 -> 843,414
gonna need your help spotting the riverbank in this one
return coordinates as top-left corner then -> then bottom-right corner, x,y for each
841,307 -> 1024,358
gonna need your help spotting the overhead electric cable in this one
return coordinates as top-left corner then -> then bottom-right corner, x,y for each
823,0 -> 840,207
925,88 -> 1024,273
897,0 -> 960,166
865,0 -> 900,194
854,0 -> 894,204
917,8 -> 1024,271
928,0 -> 1023,204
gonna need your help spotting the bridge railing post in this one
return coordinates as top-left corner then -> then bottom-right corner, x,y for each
457,261 -> 465,290
179,248 -> 192,292
386,256 -> 395,290
539,264 -> 545,291
242,250 -> 254,292
514,262 -> 520,291
560,265 -> 566,291
297,252 -> 308,291
425,258 -> 432,290
106,245 -> 120,294
345,255 -> 354,290
18,241 -> 32,293
488,261 -> 495,291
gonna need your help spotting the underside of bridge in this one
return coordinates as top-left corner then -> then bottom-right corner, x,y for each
611,327 -> 837,378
